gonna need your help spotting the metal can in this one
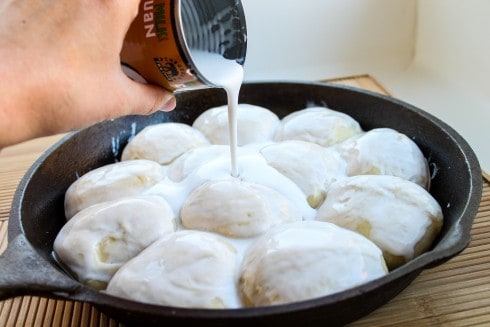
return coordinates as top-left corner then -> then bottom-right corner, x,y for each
121,0 -> 247,92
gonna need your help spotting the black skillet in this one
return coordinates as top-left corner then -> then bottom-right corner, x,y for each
0,82 -> 483,326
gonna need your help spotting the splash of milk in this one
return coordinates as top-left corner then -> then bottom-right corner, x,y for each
190,51 -> 244,177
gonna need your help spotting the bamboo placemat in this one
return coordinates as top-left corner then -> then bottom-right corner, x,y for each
1,75 -> 489,326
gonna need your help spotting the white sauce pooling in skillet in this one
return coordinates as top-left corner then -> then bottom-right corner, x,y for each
143,147 -> 316,225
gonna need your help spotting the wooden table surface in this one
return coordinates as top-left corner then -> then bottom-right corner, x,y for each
1,75 -> 489,327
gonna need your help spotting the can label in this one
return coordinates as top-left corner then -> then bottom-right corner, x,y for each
121,0 -> 199,92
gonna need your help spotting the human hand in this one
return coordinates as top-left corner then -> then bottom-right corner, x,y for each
0,0 -> 176,148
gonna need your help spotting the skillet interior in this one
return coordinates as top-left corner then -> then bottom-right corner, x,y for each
7,81 -> 482,326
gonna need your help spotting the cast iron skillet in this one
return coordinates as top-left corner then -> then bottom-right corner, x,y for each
0,82 -> 483,326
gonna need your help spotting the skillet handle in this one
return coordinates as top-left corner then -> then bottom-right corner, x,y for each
0,234 -> 80,301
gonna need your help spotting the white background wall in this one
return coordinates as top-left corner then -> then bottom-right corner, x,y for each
379,0 -> 490,172
242,0 -> 416,80
241,0 -> 490,171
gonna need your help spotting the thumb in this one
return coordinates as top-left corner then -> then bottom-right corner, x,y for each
119,77 -> 177,116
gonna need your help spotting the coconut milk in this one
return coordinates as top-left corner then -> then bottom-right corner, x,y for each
189,51 -> 244,177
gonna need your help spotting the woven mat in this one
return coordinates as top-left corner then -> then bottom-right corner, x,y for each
1,75 -> 489,327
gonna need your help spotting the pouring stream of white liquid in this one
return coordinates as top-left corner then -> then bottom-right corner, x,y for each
190,51 -> 244,177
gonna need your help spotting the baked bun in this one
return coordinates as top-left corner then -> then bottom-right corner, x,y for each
316,175 -> 443,269
54,196 -> 175,290
64,159 -> 165,219
274,107 -> 363,146
239,221 -> 387,307
260,140 -> 347,208
181,179 -> 302,238
335,128 -> 430,188
121,123 -> 209,165
192,104 -> 280,145
106,230 -> 240,309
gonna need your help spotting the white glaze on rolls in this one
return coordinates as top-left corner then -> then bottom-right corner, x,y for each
56,101 -> 444,309
335,128 -> 430,189
192,104 -> 280,145
274,107 -> 363,146
106,230 -> 241,309
54,195 -> 176,289
315,175 -> 443,269
121,122 -> 210,165
64,159 -> 166,219
239,220 -> 387,307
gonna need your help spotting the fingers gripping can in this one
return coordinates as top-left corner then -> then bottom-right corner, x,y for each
121,0 -> 247,92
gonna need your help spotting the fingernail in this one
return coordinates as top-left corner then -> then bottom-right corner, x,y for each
158,95 -> 177,112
